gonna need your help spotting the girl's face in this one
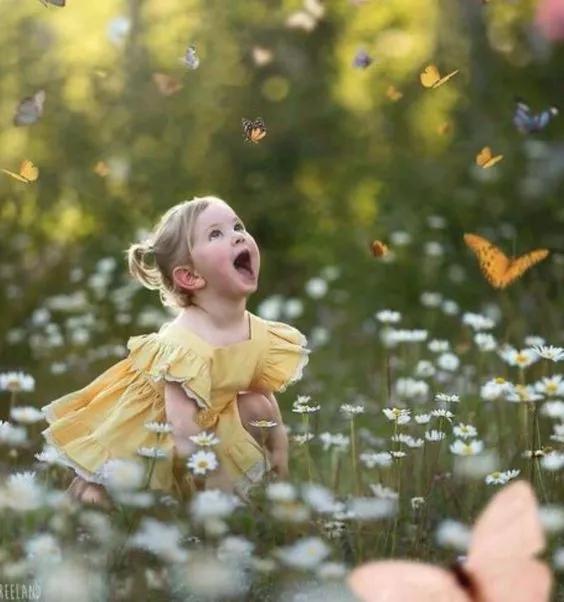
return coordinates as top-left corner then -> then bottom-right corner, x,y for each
189,201 -> 260,298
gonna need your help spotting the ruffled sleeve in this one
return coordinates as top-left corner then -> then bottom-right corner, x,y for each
251,321 -> 310,393
126,333 -> 211,409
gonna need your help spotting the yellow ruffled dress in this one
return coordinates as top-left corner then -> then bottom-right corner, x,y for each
41,311 -> 309,498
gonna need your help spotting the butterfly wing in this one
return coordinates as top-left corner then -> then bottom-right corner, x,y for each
485,154 -> 503,168
513,100 -> 533,133
152,73 -> 182,96
420,65 -> 440,88
467,481 -> 545,568
434,69 -> 459,87
19,160 -> 39,182
468,558 -> 552,602
348,560 -> 471,602
371,240 -> 389,257
242,117 -> 266,143
464,233 -> 510,289
386,86 -> 402,101
2,168 -> 29,183
501,249 -> 549,288
475,147 -> 491,167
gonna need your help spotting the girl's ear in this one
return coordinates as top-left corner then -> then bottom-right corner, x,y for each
172,265 -> 206,292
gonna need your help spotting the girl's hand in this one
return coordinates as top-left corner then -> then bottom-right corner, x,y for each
270,449 -> 289,480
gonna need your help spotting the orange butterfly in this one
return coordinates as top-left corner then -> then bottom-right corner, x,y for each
386,85 -> 403,102
476,146 -> 503,168
420,64 -> 459,88
93,161 -> 110,177
349,480 -> 552,602
437,122 -> 452,135
370,240 -> 389,257
152,72 -> 183,96
464,233 -> 549,289
2,160 -> 39,183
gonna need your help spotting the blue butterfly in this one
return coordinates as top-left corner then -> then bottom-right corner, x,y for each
353,49 -> 373,69
513,97 -> 558,134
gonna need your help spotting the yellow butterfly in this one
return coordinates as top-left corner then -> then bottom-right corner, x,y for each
386,85 -> 403,102
2,160 -> 39,183
464,233 -> 549,289
476,146 -> 503,168
420,64 -> 459,88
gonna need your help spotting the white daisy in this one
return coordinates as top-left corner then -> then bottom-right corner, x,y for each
144,421 -> 173,434
450,439 -> 484,456
499,346 -> 539,369
435,393 -> 460,403
474,332 -> 497,352
428,339 -> 450,353
480,377 -> 513,401
431,409 -> 454,422
375,310 -> 401,324
535,376 -> 564,397
359,451 -> 393,469
136,447 -> 168,459
189,431 -> 220,447
462,312 -> 495,332
275,537 -> 330,570
506,384 -> 543,403
425,430 -> 446,442
453,423 -> 477,439
382,408 -> 411,424
319,432 -> 350,451
415,413 -> 431,424
532,345 -> 564,362
437,353 -> 460,372
340,404 -> 365,417
187,450 -> 218,475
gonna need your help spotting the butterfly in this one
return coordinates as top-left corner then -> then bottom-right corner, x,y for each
2,160 -> 39,183
475,146 -> 503,168
93,161 -> 110,177
386,86 -> 403,102
464,233 -> 549,289
420,65 -> 459,88
241,117 -> 266,143
348,480 -> 552,602
513,98 -> 558,134
38,0 -> 65,6
370,240 -> 389,258
13,90 -> 46,126
252,46 -> 273,67
152,73 -> 183,96
286,0 -> 325,31
353,49 -> 373,69
180,45 -> 200,70
437,122 -> 452,135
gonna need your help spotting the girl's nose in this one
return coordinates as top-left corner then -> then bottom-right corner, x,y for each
233,232 -> 245,244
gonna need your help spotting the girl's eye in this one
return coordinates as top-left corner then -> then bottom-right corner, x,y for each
209,229 -> 222,239
235,222 -> 245,231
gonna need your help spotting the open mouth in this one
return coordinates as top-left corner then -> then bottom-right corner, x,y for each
233,249 -> 254,278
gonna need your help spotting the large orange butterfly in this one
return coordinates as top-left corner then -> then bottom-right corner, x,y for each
349,480 -> 552,602
464,233 -> 549,289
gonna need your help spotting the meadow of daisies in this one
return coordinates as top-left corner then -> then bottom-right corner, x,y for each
1,259 -> 564,600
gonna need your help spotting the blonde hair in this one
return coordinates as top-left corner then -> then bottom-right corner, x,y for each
125,195 -> 226,309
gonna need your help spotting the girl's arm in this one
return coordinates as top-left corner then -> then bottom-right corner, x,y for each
164,381 -> 203,459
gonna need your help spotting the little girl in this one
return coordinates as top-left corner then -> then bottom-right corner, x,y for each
41,195 -> 310,507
